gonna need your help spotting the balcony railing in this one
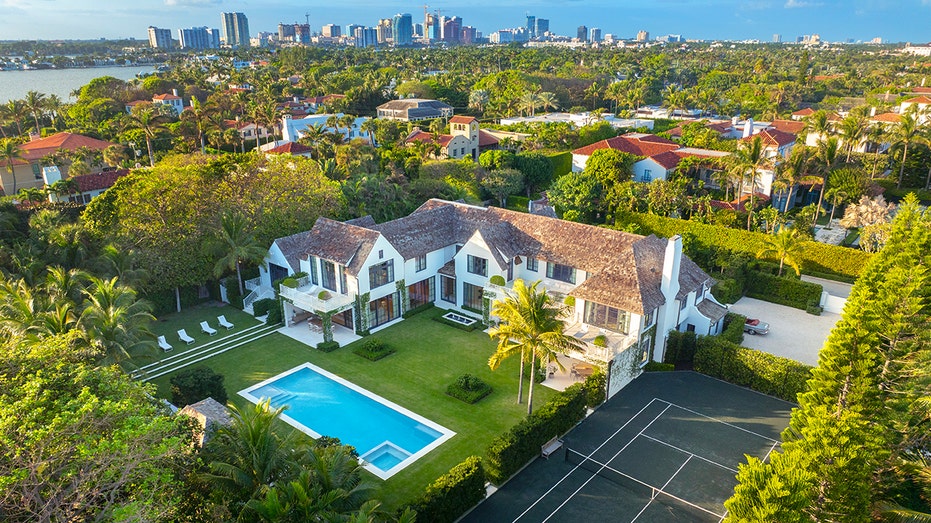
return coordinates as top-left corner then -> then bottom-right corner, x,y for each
564,322 -> 639,363
244,277 -> 262,292
279,284 -> 354,314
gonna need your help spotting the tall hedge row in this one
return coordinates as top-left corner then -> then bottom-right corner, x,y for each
546,151 -> 573,178
617,211 -> 871,280
745,271 -> 823,310
410,456 -> 486,523
484,383 -> 587,485
693,337 -> 813,403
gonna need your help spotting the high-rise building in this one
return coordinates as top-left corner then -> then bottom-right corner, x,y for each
461,26 -> 477,45
294,24 -> 310,44
220,12 -> 250,47
535,18 -> 549,36
577,25 -> 588,42
347,24 -> 363,39
377,19 -> 393,43
425,13 -> 440,42
773,34 -> 782,43
443,16 -> 462,44
392,13 -> 413,46
178,27 -> 218,49
636,30 -> 649,42
526,15 -> 536,38
147,26 -> 172,49
590,27 -> 602,43
278,23 -> 296,41
354,26 -> 378,47
321,24 -> 341,38
206,28 -> 222,48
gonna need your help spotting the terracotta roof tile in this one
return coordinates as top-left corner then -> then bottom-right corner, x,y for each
572,132 -> 679,157
153,93 -> 181,100
266,142 -> 313,155
742,128 -> 797,147
478,129 -> 499,147
449,116 -> 476,124
16,132 -> 116,164
792,108 -> 815,116
769,119 -> 806,134
870,112 -> 901,123
902,95 -> 931,104
69,169 -> 128,193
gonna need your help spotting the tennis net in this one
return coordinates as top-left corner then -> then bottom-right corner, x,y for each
564,447 -> 724,519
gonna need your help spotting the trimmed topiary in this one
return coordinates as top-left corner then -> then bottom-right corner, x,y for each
353,338 -> 396,361
489,275 -> 506,286
446,374 -> 493,404
316,340 -> 340,352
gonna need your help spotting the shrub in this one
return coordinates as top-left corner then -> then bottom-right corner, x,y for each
663,330 -> 697,366
252,298 -> 275,317
485,384 -> 587,485
169,366 -> 227,407
265,301 -> 282,325
592,334 -> 607,347
616,211 -> 871,280
225,278 -> 244,309
318,290 -> 331,300
581,369 -> 606,407
806,302 -> 823,315
564,295 -> 575,307
711,277 -> 743,304
280,277 -> 298,289
316,340 -> 340,352
643,361 -> 675,372
745,271 -> 822,310
489,275 -> 506,286
546,151 -> 573,178
353,338 -> 396,361
446,374 -> 493,404
410,456 -> 486,523
402,302 -> 434,318
721,312 -> 746,345
693,336 -> 812,403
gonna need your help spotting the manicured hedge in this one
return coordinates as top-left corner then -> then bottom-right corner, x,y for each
446,374 -> 493,404
433,312 -> 482,332
643,361 -> 675,372
252,298 -> 275,317
409,456 -> 486,523
693,337 -> 812,403
581,368 -> 606,407
316,340 -> 340,352
402,302 -> 434,319
353,339 -> 396,361
617,211 -> 871,280
721,313 -> 746,345
745,271 -> 822,311
663,330 -> 697,366
711,277 -> 743,304
546,151 -> 573,178
485,382 -> 587,485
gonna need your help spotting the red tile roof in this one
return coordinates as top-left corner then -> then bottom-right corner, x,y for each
910,87 -> 931,94
870,112 -> 901,123
449,116 -> 476,124
478,129 -> 499,147
15,132 -> 116,164
266,142 -> 313,155
572,132 -> 679,157
742,128 -> 796,147
153,93 -> 181,100
792,108 -> 815,117
769,119 -> 805,134
902,95 -> 931,104
649,151 -> 684,170
406,130 -> 455,148
69,169 -> 129,193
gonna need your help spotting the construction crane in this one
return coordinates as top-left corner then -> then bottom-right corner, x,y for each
305,12 -> 310,26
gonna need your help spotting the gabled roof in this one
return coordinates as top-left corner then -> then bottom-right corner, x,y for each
153,93 -> 181,100
265,142 -> 312,155
870,112 -> 901,123
572,132 -> 679,157
769,119 -> 806,134
792,108 -> 815,117
449,115 -> 476,124
405,130 -> 455,148
17,132 -> 116,164
69,169 -> 129,193
649,151 -> 685,170
478,129 -> 499,147
743,128 -> 796,147
301,217 -> 382,275
910,87 -> 931,94
902,95 -> 931,104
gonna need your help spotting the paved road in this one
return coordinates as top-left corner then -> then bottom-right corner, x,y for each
727,297 -> 840,366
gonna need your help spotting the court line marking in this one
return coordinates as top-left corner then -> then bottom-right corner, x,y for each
630,454 -> 724,522
510,398 -> 663,523
539,404 -> 672,523
639,434 -> 738,473
762,441 -> 780,462
653,398 -> 781,443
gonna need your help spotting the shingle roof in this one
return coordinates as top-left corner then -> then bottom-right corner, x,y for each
273,230 -> 315,272
696,298 -> 728,322
301,217 -> 382,275
572,132 -> 680,158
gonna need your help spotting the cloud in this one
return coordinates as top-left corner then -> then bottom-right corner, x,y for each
784,0 -> 819,6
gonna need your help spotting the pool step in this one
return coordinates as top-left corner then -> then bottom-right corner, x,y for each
269,392 -> 296,405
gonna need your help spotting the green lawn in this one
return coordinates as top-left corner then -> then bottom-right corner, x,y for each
144,304 -> 262,361
148,306 -> 556,510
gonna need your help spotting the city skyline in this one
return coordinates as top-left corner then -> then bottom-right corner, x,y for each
0,0 -> 928,43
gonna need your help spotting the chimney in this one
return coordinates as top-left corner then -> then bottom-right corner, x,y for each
870,106 -> 877,117
660,235 -> 682,302
172,88 -> 179,96
743,117 -> 754,138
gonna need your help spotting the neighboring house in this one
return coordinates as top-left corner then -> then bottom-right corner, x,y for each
223,119 -> 274,144
900,95 -> 931,123
263,141 -> 314,157
178,397 -> 233,447
0,132 -> 117,196
124,99 -> 149,114
48,168 -> 129,204
376,98 -> 453,121
152,90 -> 184,115
571,132 -> 681,172
404,115 -> 498,161
791,108 -> 815,121
743,128 -> 796,161
256,199 -> 725,396
280,113 -> 373,145
501,112 -> 654,131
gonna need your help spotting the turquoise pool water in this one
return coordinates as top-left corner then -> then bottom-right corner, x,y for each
241,364 -> 453,478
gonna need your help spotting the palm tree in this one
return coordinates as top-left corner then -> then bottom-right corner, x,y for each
838,113 -> 867,163
3,99 -> 28,136
45,94 -> 66,130
211,209 -> 267,295
488,279 -> 585,416
78,276 -> 156,365
774,147 -> 810,213
803,109 -> 831,145
730,135 -> 767,231
538,91 -> 559,113
126,104 -> 167,167
757,228 -> 805,277
181,97 -> 213,154
813,137 -> 840,227
518,92 -> 539,117
23,90 -> 47,134
468,89 -> 489,114
889,107 -> 927,189
864,124 -> 887,179
0,138 -> 23,196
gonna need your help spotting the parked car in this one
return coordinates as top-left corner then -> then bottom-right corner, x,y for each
744,318 -> 770,335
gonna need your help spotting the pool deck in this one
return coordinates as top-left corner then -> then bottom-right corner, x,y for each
277,322 -> 360,348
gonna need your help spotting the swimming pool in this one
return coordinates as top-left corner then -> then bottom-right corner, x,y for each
239,363 -> 455,479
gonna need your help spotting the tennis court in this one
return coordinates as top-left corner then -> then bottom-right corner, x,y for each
463,371 -> 794,523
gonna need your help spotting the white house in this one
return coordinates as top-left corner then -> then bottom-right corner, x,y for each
253,200 -> 726,397
280,113 -> 373,145
152,91 -> 184,115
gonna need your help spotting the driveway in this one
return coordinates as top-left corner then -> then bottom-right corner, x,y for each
727,297 -> 841,366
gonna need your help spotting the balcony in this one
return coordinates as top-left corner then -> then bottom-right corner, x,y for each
279,282 -> 354,314
563,322 -> 638,363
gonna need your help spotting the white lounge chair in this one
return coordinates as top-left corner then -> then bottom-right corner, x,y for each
178,329 -> 195,345
200,321 -> 217,336
217,315 -> 234,330
157,335 -> 173,352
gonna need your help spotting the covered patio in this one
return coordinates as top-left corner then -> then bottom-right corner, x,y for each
541,354 -> 602,392
277,321 -> 360,348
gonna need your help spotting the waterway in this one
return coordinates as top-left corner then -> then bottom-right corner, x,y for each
0,65 -> 149,103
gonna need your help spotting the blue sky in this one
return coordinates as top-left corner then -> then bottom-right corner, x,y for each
0,0 -> 928,43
